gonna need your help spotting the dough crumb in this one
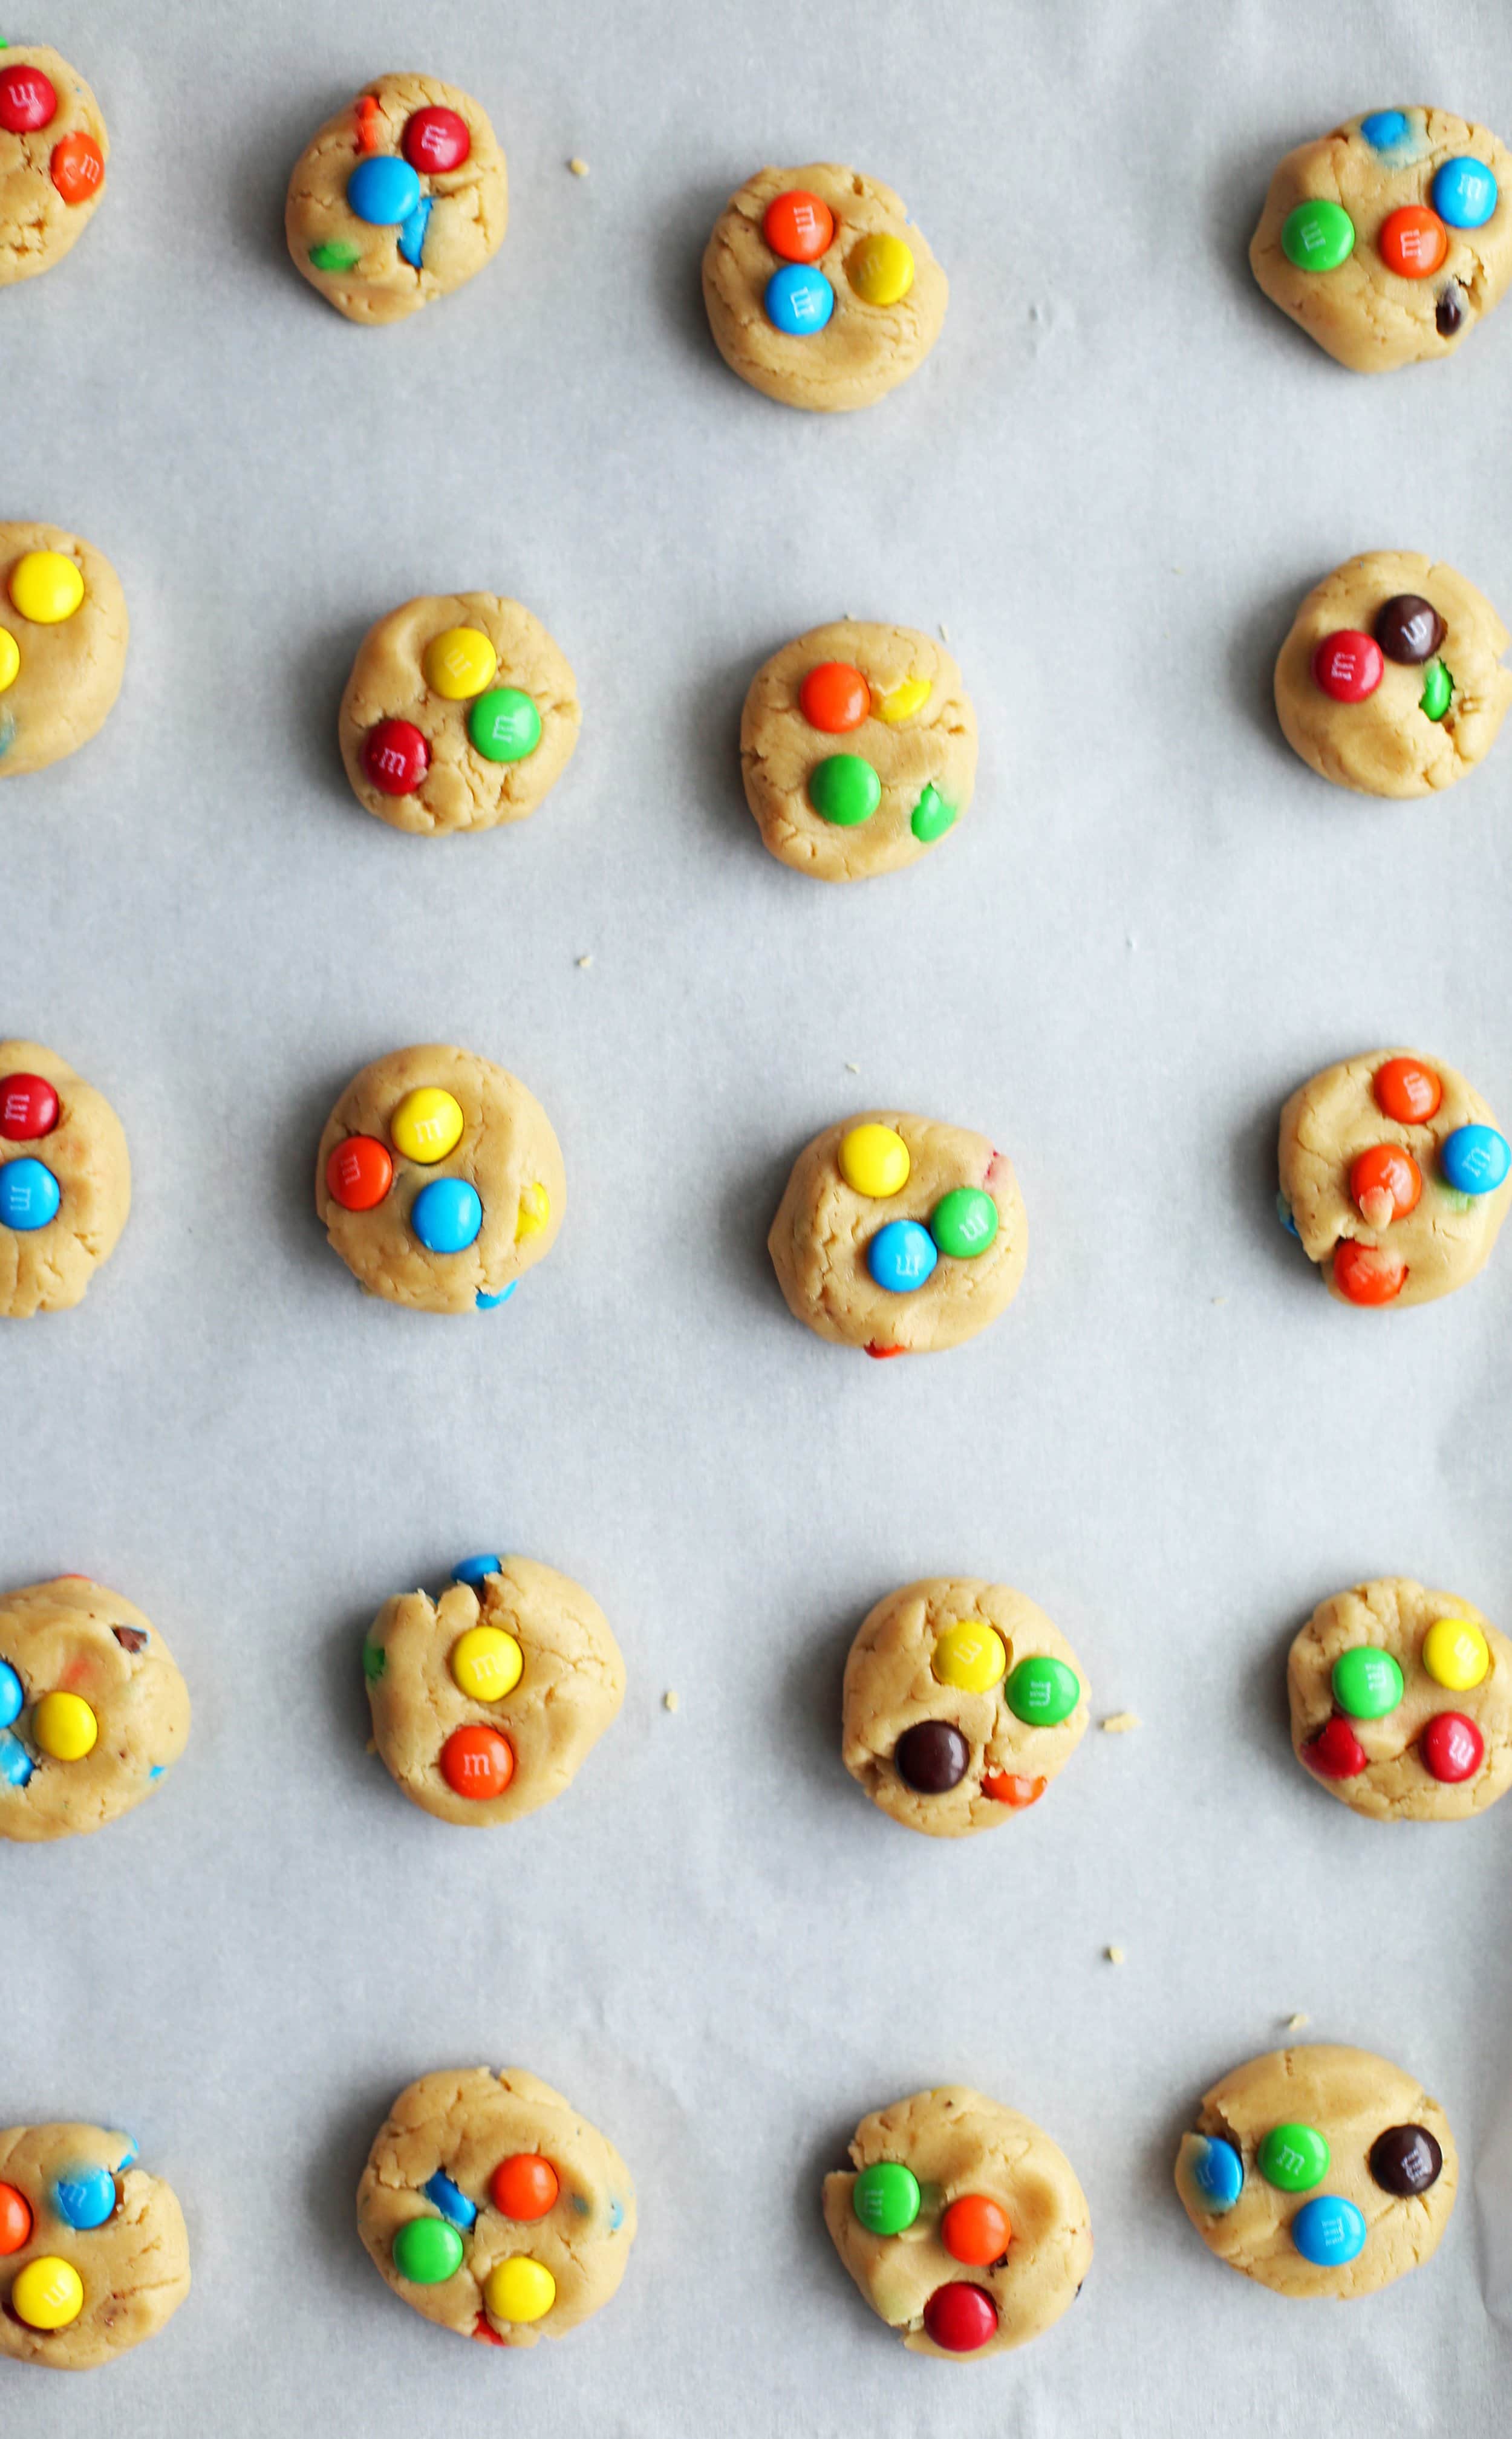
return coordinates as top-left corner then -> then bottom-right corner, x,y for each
576,953 -> 593,969
663,1688 -> 679,1713
844,1060 -> 859,1073
1100,1711 -> 1139,1734
1285,2011 -> 1310,2031
1105,1945 -> 1126,1965
569,157 -> 590,177
938,621 -> 950,642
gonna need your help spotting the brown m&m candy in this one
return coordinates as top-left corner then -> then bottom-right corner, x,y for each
1369,2124 -> 1443,2196
1374,594 -> 1446,665
895,1720 -> 968,1793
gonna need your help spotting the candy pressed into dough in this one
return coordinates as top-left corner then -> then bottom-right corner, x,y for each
823,2088 -> 1091,2358
842,1578 -> 1089,1837
0,46 -> 108,288
0,524 -> 128,778
0,1039 -> 131,1318
0,2123 -> 190,2368
0,1578 -> 189,1841
740,620 -> 976,881
357,2067 -> 635,2348
702,163 -> 947,411
286,74 -> 507,324
1288,1578 -> 1512,1821
1176,2045 -> 1456,2298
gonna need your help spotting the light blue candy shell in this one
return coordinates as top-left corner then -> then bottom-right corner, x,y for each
764,264 -> 835,335
0,1660 -> 22,1730
1189,2135 -> 1243,2213
1292,2193 -> 1366,2267
0,1156 -> 61,1231
1440,1124 -> 1510,1196
53,2163 -> 117,2229
452,1555 -> 503,1588
423,2170 -> 477,2230
1360,109 -> 1410,150
477,1281 -> 517,1309
347,154 -> 422,227
866,1219 -> 939,1295
410,1177 -> 483,1254
0,1730 -> 33,1786
1432,156 -> 1497,230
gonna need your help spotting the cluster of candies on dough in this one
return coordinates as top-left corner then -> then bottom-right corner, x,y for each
1182,2112 -> 1443,2268
1303,1616 -> 1492,1787
1311,588 -> 1456,725
757,184 -> 916,336
0,55 -> 101,200
0,2144 -> 137,2333
847,2162 -> 1012,2353
309,94 -> 474,279
839,1124 -> 999,1300
0,1067 -> 71,1239
391,2146 -> 624,2343
0,1601 -> 156,1793
897,1615 -> 1081,1807
364,1555 -> 526,1799
0,552 -> 88,761
796,658 -> 955,842
325,1086 -> 549,1292
1282,111 -> 1497,336
361,623 -> 544,800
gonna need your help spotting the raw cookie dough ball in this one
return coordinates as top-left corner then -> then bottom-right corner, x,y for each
0,1578 -> 189,1841
768,1112 -> 1026,1356
702,163 -> 947,411
0,1039 -> 131,1319
0,47 -> 108,288
0,2122 -> 190,2368
339,593 -> 579,836
316,1043 -> 564,1316
842,1578 -> 1089,1837
357,2066 -> 635,2349
0,524 -> 128,777
823,2088 -> 1091,2359
364,1552 -> 624,1826
1175,2045 -> 1456,2297
1274,552 -> 1511,797
1277,1047 -> 1510,1309
1250,107 -> 1512,371
286,74 -> 507,324
1288,1577 -> 1512,1821
740,620 -> 975,881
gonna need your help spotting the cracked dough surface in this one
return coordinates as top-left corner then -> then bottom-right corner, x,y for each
823,2088 -> 1091,2359
0,1578 -> 189,1842
365,1557 -> 624,1826
1176,2046 -> 1456,2298
0,1038 -> 131,1319
0,2122 -> 189,2368
1288,1577 -> 1512,1821
768,1111 -> 1026,1355
285,73 -> 506,324
0,524 -> 128,778
842,1578 -> 1088,1837
1274,552 -> 1511,796
0,46 -> 108,289
1251,107 -> 1512,371
740,620 -> 976,881
1277,1047 -> 1509,1307
338,593 -> 579,835
702,163 -> 947,411
357,2066 -> 635,2348
315,1043 -> 565,1315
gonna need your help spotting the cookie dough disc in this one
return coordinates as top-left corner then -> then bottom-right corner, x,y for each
1274,552 -> 1511,796
1277,1047 -> 1510,1309
338,593 -> 580,836
1176,2045 -> 1456,2298
0,525 -> 128,777
768,1111 -> 1026,1356
1250,108 -> 1512,371
0,2122 -> 190,2368
286,74 -> 507,324
0,1038 -> 131,1318
823,2088 -> 1091,2358
316,1043 -> 565,1315
1288,1578 -> 1512,1822
0,1578 -> 189,1841
357,2067 -> 635,2348
702,163 -> 948,411
842,1578 -> 1089,1837
0,47 -> 108,289
740,621 -> 976,881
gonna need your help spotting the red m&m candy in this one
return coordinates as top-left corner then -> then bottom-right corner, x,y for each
363,718 -> 429,796
1332,1240 -> 1406,1306
1379,205 -> 1448,279
800,662 -> 870,734
327,1135 -> 393,1212
1420,1711 -> 1484,1783
1313,631 -> 1383,702
763,189 -> 835,263
50,130 -> 103,206
922,2281 -> 999,2353
0,65 -> 58,133
1374,1057 -> 1442,1125
403,106 -> 471,174
0,1073 -> 60,1141
1349,1143 -> 1421,1230
440,1723 -> 515,1800
1304,1717 -> 1369,1778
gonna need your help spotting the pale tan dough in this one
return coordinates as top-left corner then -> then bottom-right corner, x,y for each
0,1578 -> 189,1841
365,1556 -> 623,1826
740,620 -> 975,881
1288,1578 -> 1512,1822
285,73 -> 506,324
0,2122 -> 190,2369
823,2088 -> 1091,2359
357,2067 -> 635,2348
0,523 -> 128,778
1175,2045 -> 1456,2298
768,1111 -> 1026,1356
1274,552 -> 1511,796
0,1038 -> 131,1319
702,163 -> 947,411
0,47 -> 108,288
842,1578 -> 1088,1837
1251,108 -> 1512,371
1277,1047 -> 1509,1307
338,592 -> 579,836
315,1043 -> 564,1315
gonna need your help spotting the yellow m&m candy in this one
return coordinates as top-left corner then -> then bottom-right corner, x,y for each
1422,1616 -> 1490,1692
12,2255 -> 85,2330
33,1690 -> 99,1762
839,1124 -> 910,1199
484,2255 -> 556,2323
0,629 -> 19,692
8,550 -> 85,625
847,233 -> 914,308
876,676 -> 931,725
390,1087 -> 464,1164
515,1182 -> 551,1242
933,1620 -> 1007,1694
449,1624 -> 524,1703
423,626 -> 498,701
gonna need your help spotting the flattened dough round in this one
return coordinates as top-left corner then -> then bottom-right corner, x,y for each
338,593 -> 579,836
0,524 -> 128,778
1251,107 -> 1512,371
1289,1577 -> 1512,1821
315,1043 -> 565,1316
740,620 -> 976,881
0,2122 -> 189,2368
1176,2045 -> 1456,2297
0,1577 -> 189,1841
0,1038 -> 131,1319
823,2087 -> 1091,2358
702,163 -> 947,411
0,47 -> 108,288
357,2066 -> 635,2348
286,73 -> 507,324
842,1578 -> 1089,1837
1274,552 -> 1511,796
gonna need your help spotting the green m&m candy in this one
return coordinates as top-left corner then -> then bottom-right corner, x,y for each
1331,1646 -> 1404,1720
852,2161 -> 920,2235
808,752 -> 881,827
1281,199 -> 1355,272
309,240 -> 363,272
929,1188 -> 999,1260
910,782 -> 957,843
1258,2122 -> 1330,2193
1419,660 -> 1453,721
362,1635 -> 385,1682
392,2215 -> 464,2284
1004,1655 -> 1081,1727
468,686 -> 543,764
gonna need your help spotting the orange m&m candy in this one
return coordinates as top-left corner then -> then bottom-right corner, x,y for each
0,2181 -> 33,2254
1378,205 -> 1447,279
327,1135 -> 393,1212
1334,1240 -> 1407,1306
800,661 -> 870,734
50,131 -> 104,207
940,2193 -> 1011,2266
763,189 -> 835,264
1374,1057 -> 1442,1125
490,2153 -> 560,2220
439,1723 -> 515,1800
982,1770 -> 1045,1807
1349,1143 -> 1422,1231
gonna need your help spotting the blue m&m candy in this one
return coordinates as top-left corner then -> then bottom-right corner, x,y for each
1433,157 -> 1498,230
867,1219 -> 938,1295
476,1283 -> 516,1309
0,1731 -> 32,1786
1185,2135 -> 1243,2214
53,2164 -> 116,2230
411,1177 -> 483,1254
0,1158 -> 60,1231
1440,1124 -> 1510,1196
452,1555 -> 502,1588
0,1661 -> 21,1731
423,2170 -> 477,2230
1291,2193 -> 1366,2268
1360,110 -> 1410,151
765,264 -> 835,336
397,196 -> 433,268
348,155 -> 422,227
